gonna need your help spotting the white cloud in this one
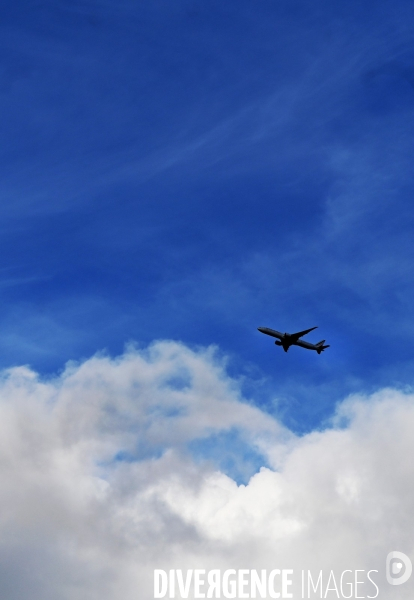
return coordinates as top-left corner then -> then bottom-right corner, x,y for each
0,342 -> 413,599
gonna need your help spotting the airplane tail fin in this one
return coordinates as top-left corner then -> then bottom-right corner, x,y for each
316,341 -> 330,355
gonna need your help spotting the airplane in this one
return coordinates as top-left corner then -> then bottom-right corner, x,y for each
257,326 -> 330,354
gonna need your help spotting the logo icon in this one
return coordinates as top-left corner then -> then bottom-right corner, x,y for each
386,551 -> 412,585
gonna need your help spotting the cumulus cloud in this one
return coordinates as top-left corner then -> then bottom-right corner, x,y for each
0,341 -> 413,599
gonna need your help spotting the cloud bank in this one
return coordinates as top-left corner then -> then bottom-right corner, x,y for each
0,341 -> 413,599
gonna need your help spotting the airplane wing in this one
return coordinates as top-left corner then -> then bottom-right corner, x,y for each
289,326 -> 317,341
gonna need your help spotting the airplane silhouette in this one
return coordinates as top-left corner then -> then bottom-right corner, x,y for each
258,326 -> 329,354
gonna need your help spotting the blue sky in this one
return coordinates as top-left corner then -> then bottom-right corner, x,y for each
1,0 -> 414,433
3,5 -> 414,597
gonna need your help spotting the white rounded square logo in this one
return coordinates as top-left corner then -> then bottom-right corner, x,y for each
386,551 -> 412,585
